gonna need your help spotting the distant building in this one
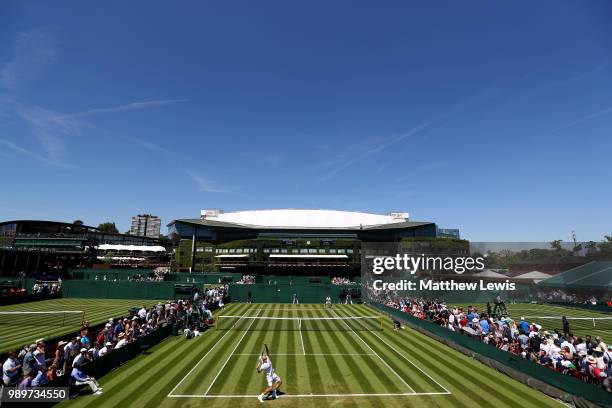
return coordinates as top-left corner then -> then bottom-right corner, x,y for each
130,214 -> 161,238
0,219 -> 164,275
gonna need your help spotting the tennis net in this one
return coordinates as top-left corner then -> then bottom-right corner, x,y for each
0,311 -> 85,327
216,315 -> 384,331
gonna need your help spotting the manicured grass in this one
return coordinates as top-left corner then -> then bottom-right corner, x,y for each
0,298 -> 164,353
61,304 -> 565,408
453,302 -> 611,343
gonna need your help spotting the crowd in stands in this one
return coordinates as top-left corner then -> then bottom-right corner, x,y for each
0,287 -> 27,299
331,277 -> 355,285
236,274 -> 255,285
1,291 -> 227,395
535,289 -> 601,305
383,296 -> 611,393
32,281 -> 62,294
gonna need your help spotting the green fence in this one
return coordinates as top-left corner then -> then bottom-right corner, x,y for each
229,283 -> 360,303
70,269 -> 154,281
255,275 -> 331,285
167,272 -> 241,284
61,280 -> 175,299
372,302 -> 612,408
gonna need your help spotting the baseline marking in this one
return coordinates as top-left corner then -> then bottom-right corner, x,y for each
330,309 -> 416,393
233,353 -> 374,356
169,392 -> 451,398
203,309 -> 262,396
354,306 -> 452,394
167,307 -> 247,397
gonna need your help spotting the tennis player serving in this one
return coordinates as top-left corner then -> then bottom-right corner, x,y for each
256,355 -> 283,402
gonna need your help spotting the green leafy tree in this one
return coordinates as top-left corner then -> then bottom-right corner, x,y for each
97,222 -> 119,234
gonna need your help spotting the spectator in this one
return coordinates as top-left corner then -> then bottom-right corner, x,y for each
2,351 -> 21,386
72,348 -> 90,368
98,342 -> 113,357
22,344 -> 37,378
115,332 -> 128,349
70,367 -> 103,395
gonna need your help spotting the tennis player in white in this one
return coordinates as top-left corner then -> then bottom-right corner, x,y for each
257,355 -> 283,402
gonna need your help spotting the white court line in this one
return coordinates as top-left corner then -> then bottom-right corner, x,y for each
203,309 -> 262,396
299,318 -> 306,355
167,307 -> 247,397
350,306 -> 452,394
233,353 -> 375,356
168,392 -> 451,398
330,310 -> 416,394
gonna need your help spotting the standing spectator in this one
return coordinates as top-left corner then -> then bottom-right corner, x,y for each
2,351 -> 21,386
63,337 -> 80,374
53,341 -> 66,374
22,344 -> 37,378
562,316 -> 570,338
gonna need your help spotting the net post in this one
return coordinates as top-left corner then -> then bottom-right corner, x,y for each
81,311 -> 85,325
216,316 -> 220,331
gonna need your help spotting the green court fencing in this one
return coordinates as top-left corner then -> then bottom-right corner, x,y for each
61,280 -> 175,299
229,283 -> 360,303
167,272 -> 241,283
70,269 -> 154,281
371,302 -> 612,408
255,275 -> 332,285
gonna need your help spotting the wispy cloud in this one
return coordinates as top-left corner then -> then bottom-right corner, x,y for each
74,99 -> 188,118
0,138 -> 69,167
185,170 -> 231,194
319,121 -> 432,181
123,135 -> 168,153
318,83 -> 507,181
0,29 -> 186,167
0,28 -> 59,91
552,106 -> 612,133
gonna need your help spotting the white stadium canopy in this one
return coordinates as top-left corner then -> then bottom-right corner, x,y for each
96,244 -> 166,252
200,209 -> 409,228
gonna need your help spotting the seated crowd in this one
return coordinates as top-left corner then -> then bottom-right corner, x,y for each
1,294 -> 225,395
32,281 -> 62,295
383,296 -> 612,393
236,274 -> 255,285
331,277 -> 354,285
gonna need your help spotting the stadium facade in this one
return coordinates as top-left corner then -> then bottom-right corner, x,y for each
0,220 -> 166,275
168,209 -> 460,273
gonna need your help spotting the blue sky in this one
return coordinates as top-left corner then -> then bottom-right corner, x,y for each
0,0 -> 611,241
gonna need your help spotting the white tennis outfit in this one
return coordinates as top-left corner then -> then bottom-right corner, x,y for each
260,360 -> 281,386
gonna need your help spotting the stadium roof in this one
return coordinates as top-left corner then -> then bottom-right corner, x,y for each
170,209 -> 434,231
199,209 -> 410,229
537,261 -> 612,289
512,271 -> 552,280
473,270 -> 508,278
96,244 -> 166,252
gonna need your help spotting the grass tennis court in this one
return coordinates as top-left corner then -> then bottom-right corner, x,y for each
0,298 -> 163,353
60,303 -> 565,408
456,302 -> 611,343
